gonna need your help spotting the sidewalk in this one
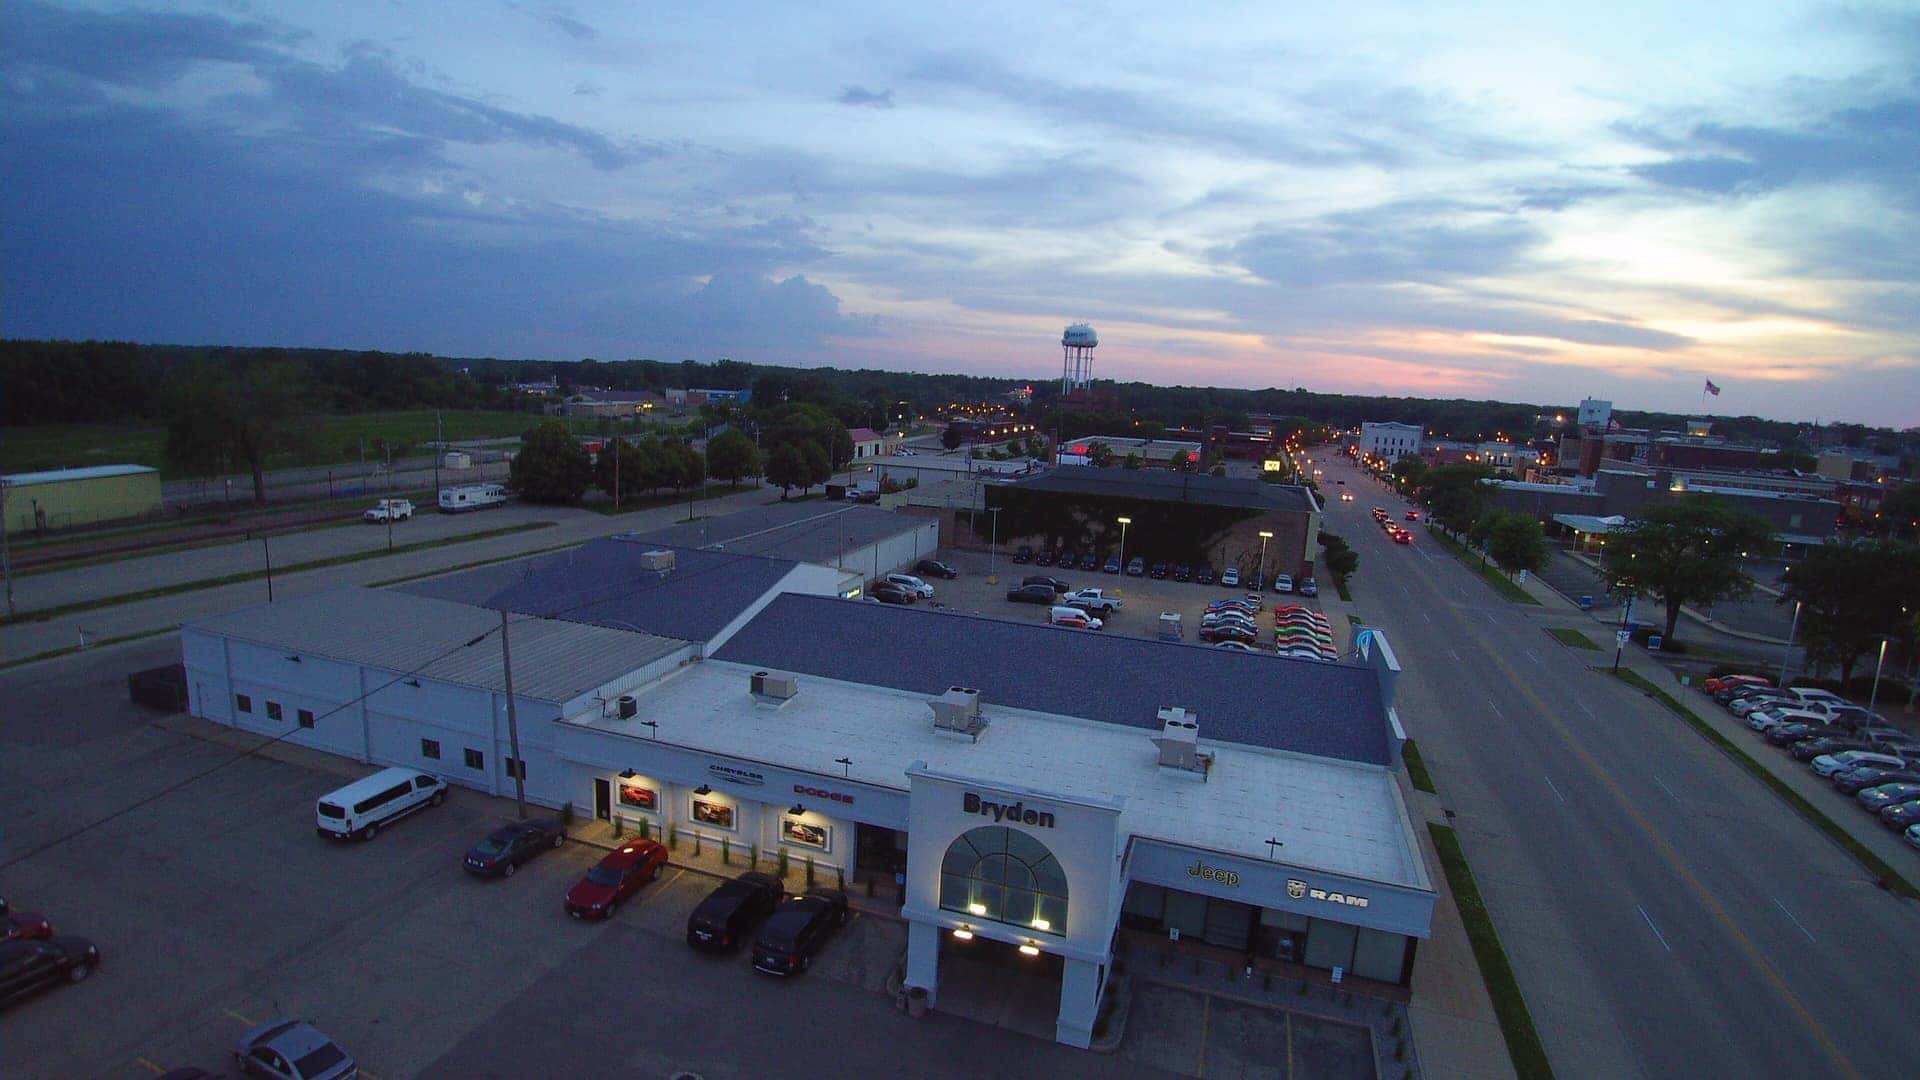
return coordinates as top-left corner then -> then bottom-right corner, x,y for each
1560,549 -> 1790,645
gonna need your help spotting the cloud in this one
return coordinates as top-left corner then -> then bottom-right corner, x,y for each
542,11 -> 598,41
1227,204 -> 1544,289
837,85 -> 895,109
573,81 -> 604,97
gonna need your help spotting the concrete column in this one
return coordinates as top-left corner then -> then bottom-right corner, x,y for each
1056,956 -> 1102,1048
905,919 -> 941,1006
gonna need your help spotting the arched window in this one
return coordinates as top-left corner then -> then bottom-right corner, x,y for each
939,826 -> 1068,936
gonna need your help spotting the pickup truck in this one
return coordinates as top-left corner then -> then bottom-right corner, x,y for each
1060,588 -> 1124,616
364,498 -> 415,523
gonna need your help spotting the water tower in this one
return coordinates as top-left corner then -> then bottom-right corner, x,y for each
1061,322 -> 1098,396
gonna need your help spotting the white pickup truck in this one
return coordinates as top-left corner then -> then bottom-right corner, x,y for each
1060,588 -> 1124,616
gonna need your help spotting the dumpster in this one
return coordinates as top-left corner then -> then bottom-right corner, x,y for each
1579,594 -> 1593,610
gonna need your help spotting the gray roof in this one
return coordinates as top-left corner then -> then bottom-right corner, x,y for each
1004,466 -> 1317,513
401,538 -> 797,642
630,502 -> 928,565
185,587 -> 686,704
712,593 -> 1389,765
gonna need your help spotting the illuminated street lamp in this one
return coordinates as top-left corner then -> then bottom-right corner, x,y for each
1117,516 -> 1132,569
1256,530 -> 1273,593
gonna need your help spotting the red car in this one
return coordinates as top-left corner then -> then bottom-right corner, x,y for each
1393,529 -> 1414,544
1404,510 -> 1421,521
1704,674 -> 1772,695
1,899 -> 53,943
565,839 -> 669,920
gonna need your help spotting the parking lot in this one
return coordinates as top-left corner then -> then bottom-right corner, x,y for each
905,547 -> 1335,653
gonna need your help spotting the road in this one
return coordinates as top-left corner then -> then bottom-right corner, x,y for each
0,485 -> 774,663
1321,455 -> 1920,1079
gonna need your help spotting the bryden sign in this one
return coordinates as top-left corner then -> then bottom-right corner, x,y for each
963,792 -> 1056,828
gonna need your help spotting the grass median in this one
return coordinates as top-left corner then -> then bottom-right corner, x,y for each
1427,822 -> 1555,1080
1610,667 -> 1919,900
1402,738 -> 1437,793
3,521 -> 556,625
1547,627 -> 1599,650
0,625 -> 180,670
1427,528 -> 1542,605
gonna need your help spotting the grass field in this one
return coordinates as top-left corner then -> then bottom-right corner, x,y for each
0,411 -> 651,478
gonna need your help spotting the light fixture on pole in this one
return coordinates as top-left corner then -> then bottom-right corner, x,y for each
1779,600 -> 1802,687
790,803 -> 807,816
619,769 -> 637,779
1868,637 -> 1891,715
1257,530 -> 1273,593
1116,516 -> 1132,570
695,785 -> 712,796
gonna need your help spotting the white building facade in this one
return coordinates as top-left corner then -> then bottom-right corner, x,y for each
1360,422 -> 1424,463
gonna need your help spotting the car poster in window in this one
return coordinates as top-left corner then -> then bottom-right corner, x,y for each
782,817 -> 830,851
618,784 -> 656,811
692,798 -> 735,830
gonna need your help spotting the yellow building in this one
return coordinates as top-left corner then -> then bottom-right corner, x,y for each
2,465 -> 163,534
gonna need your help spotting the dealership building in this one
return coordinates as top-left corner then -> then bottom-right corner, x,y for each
179,508 -> 1433,1049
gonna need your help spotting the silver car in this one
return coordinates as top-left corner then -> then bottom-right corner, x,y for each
235,1018 -> 356,1080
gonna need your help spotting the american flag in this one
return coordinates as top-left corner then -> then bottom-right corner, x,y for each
1704,379 -> 1721,396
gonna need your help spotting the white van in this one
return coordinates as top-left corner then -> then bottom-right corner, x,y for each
439,484 -> 508,513
316,767 -> 446,841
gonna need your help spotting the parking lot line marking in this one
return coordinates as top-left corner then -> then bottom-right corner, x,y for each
1487,699 -> 1502,717
1577,701 -> 1596,720
1637,904 -> 1673,953
1421,610 -> 1432,623
1774,898 -> 1817,944
225,1008 -> 256,1026
1195,993 -> 1211,1078
1653,775 -> 1679,801
1544,775 -> 1566,804
1447,648 -> 1461,662
1524,649 -> 1542,665
135,1058 -> 164,1075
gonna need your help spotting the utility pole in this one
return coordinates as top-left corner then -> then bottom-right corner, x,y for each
499,610 -> 528,820
434,410 -> 443,504
0,478 -> 13,618
262,537 -> 275,602
613,434 -> 622,512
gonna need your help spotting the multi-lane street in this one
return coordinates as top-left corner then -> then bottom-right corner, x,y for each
1317,453 -> 1920,1078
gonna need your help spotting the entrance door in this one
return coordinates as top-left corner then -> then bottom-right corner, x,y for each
593,778 -> 611,821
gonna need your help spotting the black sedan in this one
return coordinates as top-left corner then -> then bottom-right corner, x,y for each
1195,565 -> 1216,585
914,559 -> 959,579
687,871 -> 783,952
1834,768 -> 1920,795
1764,722 -> 1819,747
1173,563 -> 1192,582
1006,584 -> 1058,604
1022,575 -> 1070,593
0,936 -> 100,1010
873,582 -> 916,605
1032,549 -> 1055,567
1078,552 -> 1098,571
1150,561 -> 1169,579
1859,783 -> 1920,812
1880,800 -> 1920,830
1012,546 -> 1033,564
463,818 -> 566,878
1790,737 -> 1866,762
751,888 -> 849,976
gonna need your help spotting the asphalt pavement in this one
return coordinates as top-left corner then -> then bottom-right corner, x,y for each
1325,456 -> 1920,1079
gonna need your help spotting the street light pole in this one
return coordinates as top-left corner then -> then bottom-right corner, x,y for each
0,478 -> 13,619
262,537 -> 275,602
988,507 -> 1001,578
1117,516 -> 1132,573
1779,600 -> 1802,687
1257,530 -> 1273,594
1868,638 -> 1890,716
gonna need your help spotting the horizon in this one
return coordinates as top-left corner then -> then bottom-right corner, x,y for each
3,2 -> 1916,428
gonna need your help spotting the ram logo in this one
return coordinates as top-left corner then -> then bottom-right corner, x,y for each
1288,878 -> 1307,899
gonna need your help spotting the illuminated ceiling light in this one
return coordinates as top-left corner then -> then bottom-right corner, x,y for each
1018,943 -> 1042,957
968,903 -> 988,916
951,927 -> 974,941
1030,918 -> 1051,931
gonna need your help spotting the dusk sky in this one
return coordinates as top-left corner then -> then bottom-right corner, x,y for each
5,2 -> 1916,426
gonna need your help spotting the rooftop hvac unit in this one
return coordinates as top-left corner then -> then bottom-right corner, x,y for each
1153,706 -> 1211,777
930,686 -> 986,738
638,549 -> 676,572
616,695 -> 638,720
750,670 -> 799,701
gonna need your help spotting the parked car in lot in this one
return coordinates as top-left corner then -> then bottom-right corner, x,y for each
1404,510 -> 1421,521
1196,565 -> 1218,585
1834,768 -> 1920,795
751,888 -> 850,976
1048,606 -> 1103,630
1033,548 -> 1055,566
0,936 -> 99,1010
1746,706 -> 1828,732
566,839 -> 669,919
1005,583 -> 1057,604
1199,624 -> 1258,644
1859,782 -> 1920,811
233,1018 -> 353,1080
1704,674 -> 1773,695
363,498 -> 414,523
463,818 -> 567,878
1732,693 -> 1794,717
1125,556 -> 1146,576
1791,737 -> 1869,763
1764,722 -> 1820,747
1813,750 -> 1908,778
1150,561 -> 1169,579
1173,563 -> 1192,582
1718,684 -> 1788,706
1298,578 -> 1318,597
1079,552 -> 1099,571
1879,800 -> 1920,830
1061,588 -> 1123,616
1272,574 -> 1294,594
687,872 -> 784,952
1,899 -> 53,943
883,573 -> 935,598
1213,641 -> 1255,652
914,559 -> 959,579
872,582 -> 916,605
1012,546 -> 1034,565
1221,568 -> 1241,587
1906,824 -> 1920,851
1102,556 -> 1122,574
1022,575 -> 1070,593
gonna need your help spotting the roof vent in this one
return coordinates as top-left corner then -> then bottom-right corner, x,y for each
1153,706 -> 1213,778
931,686 -> 987,739
750,670 -> 798,702
638,549 -> 676,572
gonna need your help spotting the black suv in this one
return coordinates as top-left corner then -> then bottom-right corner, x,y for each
1195,565 -> 1216,585
1006,583 -> 1058,604
0,936 -> 99,1009
1012,545 -> 1034,564
1032,548 -> 1055,566
751,888 -> 849,976
687,872 -> 784,952
1173,563 -> 1192,582
1022,575 -> 1070,593
914,559 -> 959,579
1150,561 -> 1168,579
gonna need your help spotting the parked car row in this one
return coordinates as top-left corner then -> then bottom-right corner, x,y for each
1717,682 -> 1920,850
1195,597 -> 1337,661
1011,546 -> 1308,592
871,570 -> 942,605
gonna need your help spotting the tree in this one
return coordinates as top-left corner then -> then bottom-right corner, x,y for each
941,425 -> 965,451
163,361 -> 313,503
765,443 -> 807,498
594,437 -> 651,504
1318,531 -> 1359,584
1421,464 -> 1493,537
1880,483 -> 1920,539
1086,442 -> 1115,468
1122,453 -> 1144,470
510,420 -> 593,504
668,438 -> 707,490
1487,512 -> 1549,579
1389,455 -> 1428,493
1602,501 -> 1774,643
1781,541 -> 1920,684
706,430 -> 762,487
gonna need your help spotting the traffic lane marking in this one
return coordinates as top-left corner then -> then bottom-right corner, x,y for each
1652,775 -> 1679,800
1544,776 -> 1567,804
1637,904 -> 1673,953
1774,898 -> 1817,944
135,1058 -> 164,1075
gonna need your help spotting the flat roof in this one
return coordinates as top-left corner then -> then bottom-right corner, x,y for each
1552,514 -> 1625,534
1003,466 -> 1317,514
402,539 -> 798,643
629,501 -> 927,564
712,593 -> 1390,765
185,587 -> 687,704
577,659 -> 1428,891
3,464 -> 158,485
